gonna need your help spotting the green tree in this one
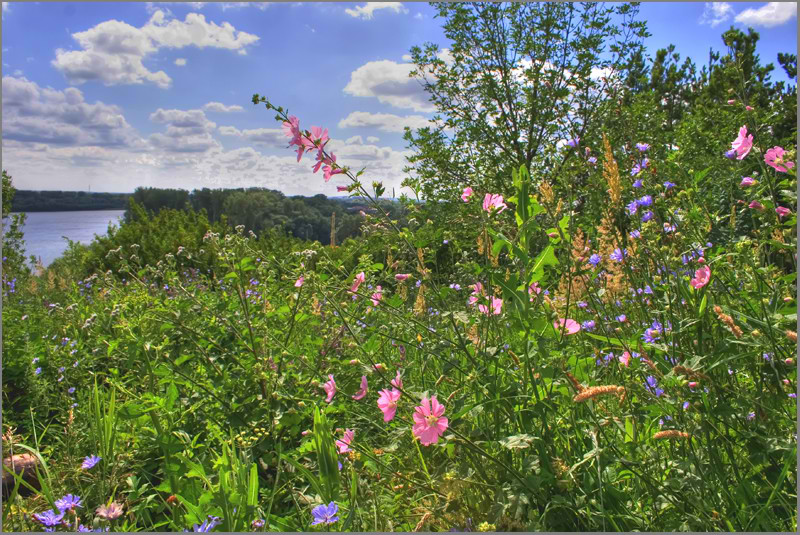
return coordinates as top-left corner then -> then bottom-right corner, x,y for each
403,1 -> 649,201
1,170 -> 30,278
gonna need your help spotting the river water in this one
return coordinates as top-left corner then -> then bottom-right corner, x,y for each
4,210 -> 125,267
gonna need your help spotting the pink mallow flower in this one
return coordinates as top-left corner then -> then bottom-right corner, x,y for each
352,375 -> 368,400
730,126 -> 753,160
528,282 -> 542,302
749,200 -> 764,211
377,388 -> 401,422
776,206 -> 791,218
739,176 -> 755,187
370,286 -> 384,307
554,318 -> 581,335
461,187 -> 473,203
412,396 -> 449,446
295,276 -> 304,288
335,429 -> 354,454
619,352 -> 631,367
764,146 -> 795,173
391,371 -> 403,391
478,296 -> 503,316
323,374 -> 336,403
468,282 -> 484,305
482,193 -> 507,214
350,272 -> 366,293
322,153 -> 344,182
690,265 -> 711,289
395,274 -> 410,281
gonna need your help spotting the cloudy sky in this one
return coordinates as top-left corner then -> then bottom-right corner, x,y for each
1,1 -> 796,195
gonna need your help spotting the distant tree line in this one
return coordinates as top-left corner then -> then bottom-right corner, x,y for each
126,187 -> 406,246
10,190 -> 131,212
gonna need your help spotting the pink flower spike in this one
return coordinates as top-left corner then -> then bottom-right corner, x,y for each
323,374 -> 336,403
391,371 -> 403,391
764,146 -> 795,172
739,176 -> 755,187
749,200 -> 764,211
377,388 -> 401,422
619,352 -> 631,367
295,276 -> 304,288
776,206 -> 791,218
412,396 -> 448,446
482,193 -> 507,214
335,429 -> 354,454
352,375 -> 368,400
730,125 -> 753,160
395,274 -> 410,281
350,272 -> 366,293
461,187 -> 473,202
690,265 -> 711,289
554,318 -> 581,335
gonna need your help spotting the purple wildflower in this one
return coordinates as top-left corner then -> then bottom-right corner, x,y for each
626,200 -> 639,215
192,515 -> 223,532
610,248 -> 626,262
630,230 -> 641,238
663,181 -> 675,189
633,179 -> 643,188
311,502 -> 339,525
81,455 -> 101,470
581,320 -> 596,332
641,210 -> 654,222
33,509 -> 65,529
635,142 -> 650,152
55,494 -> 83,512
588,253 -> 602,266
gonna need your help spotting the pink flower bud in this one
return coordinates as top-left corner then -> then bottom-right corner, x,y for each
697,257 -> 705,264
727,99 -> 736,104
688,381 -> 698,388
748,200 -> 764,211
745,106 -> 754,111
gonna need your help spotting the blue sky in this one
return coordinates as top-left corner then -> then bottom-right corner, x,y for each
1,2 -> 796,195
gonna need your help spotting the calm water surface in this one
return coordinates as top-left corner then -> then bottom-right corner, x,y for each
6,210 -> 125,267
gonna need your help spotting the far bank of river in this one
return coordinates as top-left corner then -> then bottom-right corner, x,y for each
5,210 -> 126,267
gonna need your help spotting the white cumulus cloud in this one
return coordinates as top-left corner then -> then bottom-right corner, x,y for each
203,101 -> 244,113
174,57 -> 186,66
52,10 -> 259,88
149,107 -> 220,153
735,2 -> 797,28
344,59 -> 433,112
338,111 -> 430,133
699,2 -> 734,27
344,2 -> 407,20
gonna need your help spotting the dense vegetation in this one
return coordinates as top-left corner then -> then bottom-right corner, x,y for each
10,191 -> 132,213
2,3 -> 797,532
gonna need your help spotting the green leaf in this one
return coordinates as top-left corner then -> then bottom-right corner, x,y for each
698,294 -> 708,316
118,402 -> 151,420
247,463 -> 259,508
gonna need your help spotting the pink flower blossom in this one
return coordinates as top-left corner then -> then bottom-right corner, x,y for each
554,318 -> 581,335
688,381 -> 698,388
370,286 -> 383,307
745,105 -> 754,111
323,374 -> 336,403
337,185 -> 349,192
412,396 -> 448,446
295,276 -> 304,288
739,176 -> 755,187
478,296 -> 503,315
391,371 -> 403,391
776,206 -> 791,218
352,375 -> 368,400
764,146 -> 795,172
482,193 -> 507,214
377,388 -> 401,422
749,200 -> 764,211
322,153 -> 344,182
730,125 -> 753,160
528,282 -> 541,302
309,126 -> 329,148
619,352 -> 631,367
690,265 -> 711,289
335,429 -> 354,454
727,99 -> 736,105
282,115 -> 301,143
395,274 -> 410,281
468,282 -> 484,305
350,272 -> 366,293
461,187 -> 473,202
